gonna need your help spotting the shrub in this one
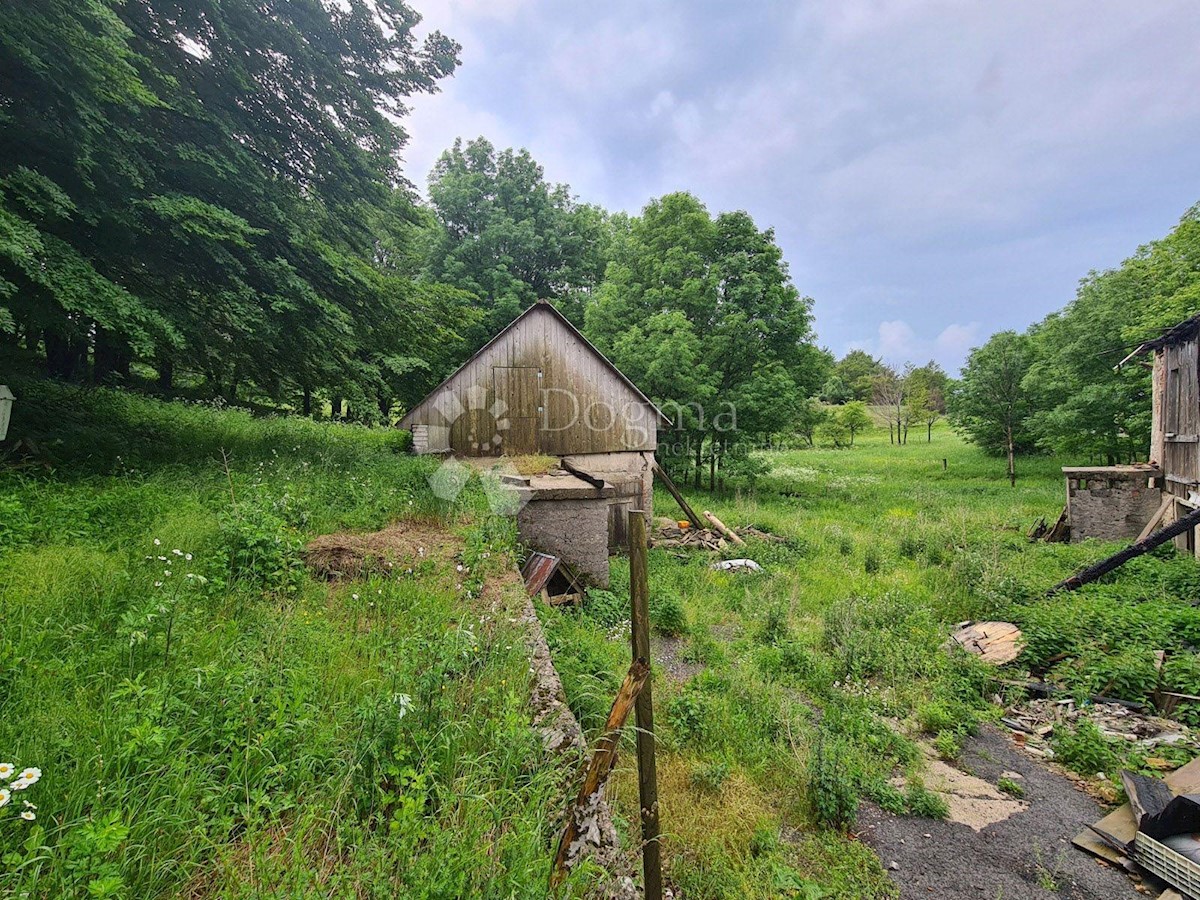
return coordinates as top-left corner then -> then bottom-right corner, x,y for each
217,498 -> 304,594
808,733 -> 858,830
757,602 -> 790,646
997,777 -> 1024,798
651,592 -> 688,636
690,760 -> 731,794
933,730 -> 961,761
904,780 -> 949,819
863,548 -> 881,574
1051,719 -> 1120,776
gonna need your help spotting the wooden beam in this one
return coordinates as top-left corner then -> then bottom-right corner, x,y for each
1049,504 -> 1200,595
560,457 -> 605,489
703,510 -> 745,546
652,461 -> 703,529
628,510 -> 662,900
1137,495 -> 1174,543
549,658 -> 650,889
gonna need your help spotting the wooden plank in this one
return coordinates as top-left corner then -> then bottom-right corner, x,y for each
652,461 -> 703,529
1137,495 -> 1174,543
704,510 -> 745,546
549,658 -> 650,888
1074,757 -> 1200,863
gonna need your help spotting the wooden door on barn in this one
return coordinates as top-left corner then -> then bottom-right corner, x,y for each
493,366 -> 540,455
1162,338 -> 1200,553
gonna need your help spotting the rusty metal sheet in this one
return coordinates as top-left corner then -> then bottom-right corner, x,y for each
522,552 -> 560,596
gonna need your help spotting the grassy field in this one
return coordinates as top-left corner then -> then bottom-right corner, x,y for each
0,380 -> 596,899
6,383 -> 1200,899
540,426 -> 1200,898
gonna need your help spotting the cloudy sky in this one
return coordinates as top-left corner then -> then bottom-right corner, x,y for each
402,0 -> 1200,373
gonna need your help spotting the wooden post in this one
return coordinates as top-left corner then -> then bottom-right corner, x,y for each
628,510 -> 662,900
550,659 -> 650,889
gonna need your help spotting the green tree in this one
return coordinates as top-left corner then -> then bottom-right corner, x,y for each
0,0 -> 460,409
836,401 -> 873,446
835,350 -> 886,401
950,332 -> 1034,485
795,398 -> 827,447
423,137 -> 608,349
586,192 -> 819,488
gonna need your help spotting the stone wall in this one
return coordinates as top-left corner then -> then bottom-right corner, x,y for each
517,496 -> 611,586
1066,468 -> 1163,543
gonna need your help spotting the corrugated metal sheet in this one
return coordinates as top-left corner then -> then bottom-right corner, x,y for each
522,552 -> 560,596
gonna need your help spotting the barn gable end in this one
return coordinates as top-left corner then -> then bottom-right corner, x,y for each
400,302 -> 667,457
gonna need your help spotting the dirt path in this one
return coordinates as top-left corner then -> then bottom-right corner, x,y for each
858,726 -> 1141,899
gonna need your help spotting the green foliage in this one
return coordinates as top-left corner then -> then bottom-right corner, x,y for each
1051,720 -> 1120,776
807,733 -> 858,830
950,331 -> 1034,482
904,780 -> 950,820
651,591 -> 689,636
997,777 -> 1025,798
0,388 -> 574,898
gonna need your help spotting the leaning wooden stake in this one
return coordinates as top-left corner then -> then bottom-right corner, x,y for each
703,509 -> 745,546
550,658 -> 650,889
1048,503 -> 1200,595
628,510 -> 663,900
653,461 -> 703,529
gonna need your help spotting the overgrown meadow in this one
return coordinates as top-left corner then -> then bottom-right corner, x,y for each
540,427 -> 1200,899
0,380 -> 593,899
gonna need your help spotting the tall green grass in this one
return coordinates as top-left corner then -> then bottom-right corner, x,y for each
0,381 -> 586,899
542,424 -> 1200,898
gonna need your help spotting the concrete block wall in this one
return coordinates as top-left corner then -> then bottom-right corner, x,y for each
1067,472 -> 1162,543
517,497 -> 611,587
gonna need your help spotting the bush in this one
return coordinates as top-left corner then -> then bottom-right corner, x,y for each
690,760 -> 731,794
757,602 -> 790,646
904,780 -> 949,819
1051,719 -> 1120,776
808,733 -> 858,830
217,498 -> 305,594
651,592 -> 688,636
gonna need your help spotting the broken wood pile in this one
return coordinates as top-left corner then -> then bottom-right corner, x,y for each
650,516 -> 784,552
1001,697 -> 1198,763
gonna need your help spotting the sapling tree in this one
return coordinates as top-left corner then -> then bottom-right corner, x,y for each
950,331 -> 1034,485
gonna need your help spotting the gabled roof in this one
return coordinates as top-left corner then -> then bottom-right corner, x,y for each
399,300 -> 671,428
1116,313 -> 1200,369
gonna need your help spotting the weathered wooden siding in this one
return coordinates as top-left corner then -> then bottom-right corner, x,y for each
403,304 -> 660,456
1151,337 -> 1200,555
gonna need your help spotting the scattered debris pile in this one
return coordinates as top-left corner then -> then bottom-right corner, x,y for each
649,516 -> 785,552
1075,761 -> 1200,899
1001,697 -> 1199,763
302,522 -> 460,579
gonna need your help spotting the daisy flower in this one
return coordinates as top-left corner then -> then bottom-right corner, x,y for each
20,810 -> 34,821
16,767 -> 40,786
0,763 -> 13,780
0,789 -> 9,807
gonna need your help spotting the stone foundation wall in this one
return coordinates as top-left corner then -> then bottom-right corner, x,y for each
517,497 -> 611,586
1067,470 -> 1162,543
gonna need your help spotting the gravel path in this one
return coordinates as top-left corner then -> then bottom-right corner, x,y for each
858,726 -> 1142,899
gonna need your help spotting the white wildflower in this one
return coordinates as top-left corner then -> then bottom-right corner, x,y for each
163,570 -> 171,577
352,593 -> 359,600
22,800 -> 35,810
185,553 -> 193,561
0,763 -> 13,780
0,789 -> 9,807
20,810 -> 34,821
173,549 -> 183,556
16,768 -> 39,786
153,538 -> 161,546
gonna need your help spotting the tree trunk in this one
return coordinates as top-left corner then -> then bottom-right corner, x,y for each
93,329 -> 131,384
694,438 -> 702,489
331,394 -> 343,421
1007,427 -> 1016,487
708,439 -> 716,492
889,422 -> 895,444
157,358 -> 173,394
44,329 -> 83,381
928,421 -> 933,442
302,385 -> 312,417
378,393 -> 391,421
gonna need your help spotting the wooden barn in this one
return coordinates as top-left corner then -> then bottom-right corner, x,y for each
399,301 -> 670,574
1068,313 -> 1200,553
1126,314 -> 1200,556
